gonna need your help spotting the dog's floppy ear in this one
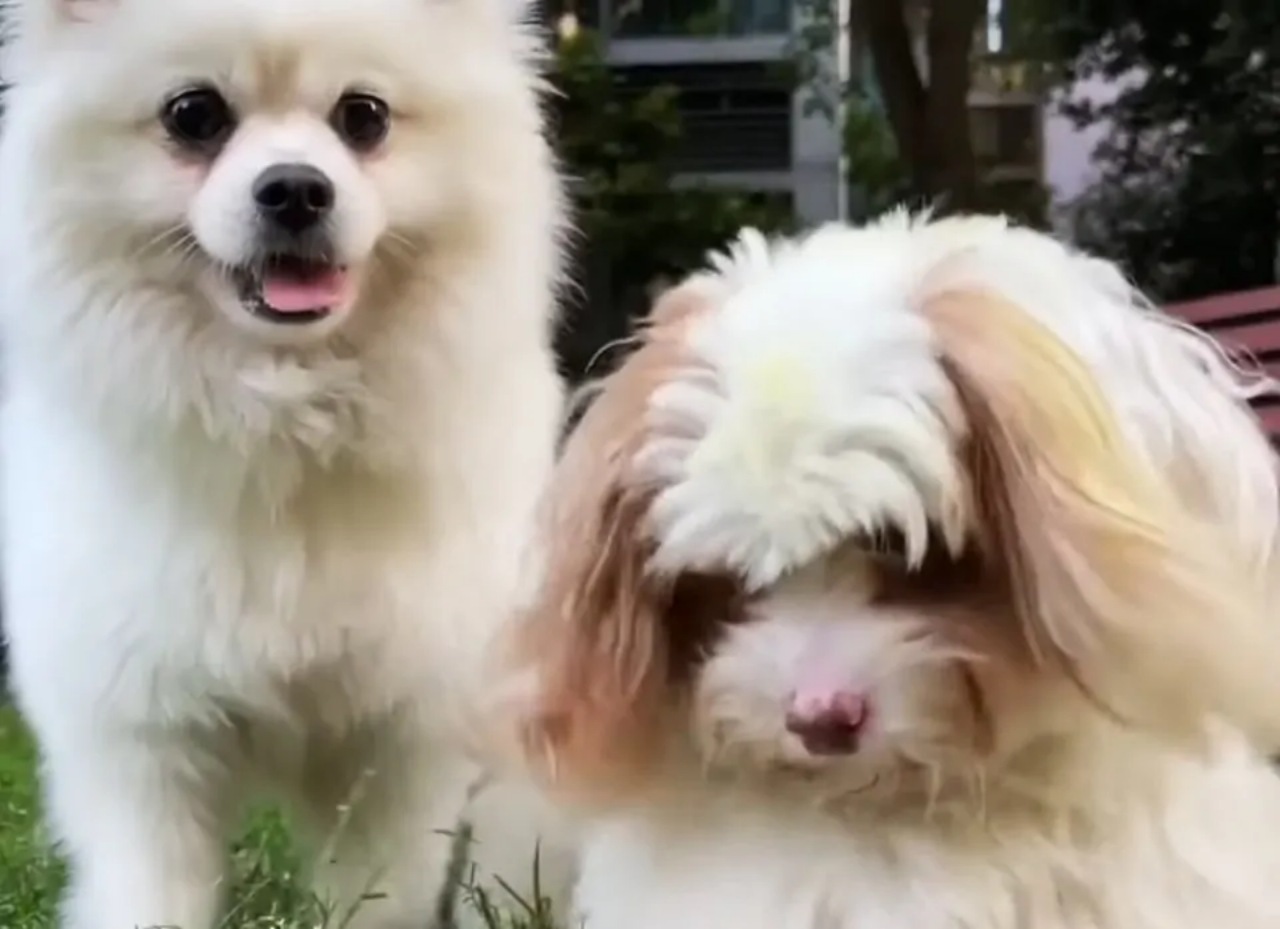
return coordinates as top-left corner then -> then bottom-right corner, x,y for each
922,287 -> 1280,748
512,284 -> 734,800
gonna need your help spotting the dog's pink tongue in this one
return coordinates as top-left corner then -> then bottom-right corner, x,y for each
261,267 -> 349,313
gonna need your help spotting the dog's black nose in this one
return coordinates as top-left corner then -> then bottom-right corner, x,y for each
252,163 -> 334,234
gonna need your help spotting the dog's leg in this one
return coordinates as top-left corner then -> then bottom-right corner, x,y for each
43,729 -> 236,929
454,776 -> 579,929
298,720 -> 477,929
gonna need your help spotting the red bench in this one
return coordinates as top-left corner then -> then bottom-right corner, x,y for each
1164,286 -> 1280,442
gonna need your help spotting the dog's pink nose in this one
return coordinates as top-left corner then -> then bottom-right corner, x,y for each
785,688 -> 867,756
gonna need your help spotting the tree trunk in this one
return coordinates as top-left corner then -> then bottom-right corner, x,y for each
855,0 -> 985,212
856,0 -> 925,172
921,0 -> 983,209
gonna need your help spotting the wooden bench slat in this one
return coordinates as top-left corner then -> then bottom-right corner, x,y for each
1198,318 -> 1280,356
1164,285 -> 1280,326
1252,405 -> 1280,437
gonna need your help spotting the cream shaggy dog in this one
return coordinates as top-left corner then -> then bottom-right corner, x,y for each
509,212 -> 1280,929
0,1 -> 572,928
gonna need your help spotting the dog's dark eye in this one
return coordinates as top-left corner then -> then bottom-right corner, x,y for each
161,86 -> 235,153
331,93 -> 390,152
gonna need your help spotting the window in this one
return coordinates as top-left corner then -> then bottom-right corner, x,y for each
985,0 -> 1004,53
609,0 -> 789,37
616,64 -> 792,171
969,102 -> 1039,172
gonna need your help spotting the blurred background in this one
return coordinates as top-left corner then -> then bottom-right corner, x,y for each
543,0 -> 1280,384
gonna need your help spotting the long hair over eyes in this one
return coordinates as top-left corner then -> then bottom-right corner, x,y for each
511,282 -> 743,799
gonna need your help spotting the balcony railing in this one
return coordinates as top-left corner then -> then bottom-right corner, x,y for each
607,0 -> 789,38
615,63 -> 792,172
675,110 -> 791,171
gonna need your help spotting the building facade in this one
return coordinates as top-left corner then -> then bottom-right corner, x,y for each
586,0 -> 846,225
584,0 -> 1047,226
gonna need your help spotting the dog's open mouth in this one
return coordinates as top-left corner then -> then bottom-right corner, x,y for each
234,255 -> 352,325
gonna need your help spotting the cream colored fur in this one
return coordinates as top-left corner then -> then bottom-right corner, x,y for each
575,724 -> 1280,929
516,211 -> 1280,929
0,1 -> 573,927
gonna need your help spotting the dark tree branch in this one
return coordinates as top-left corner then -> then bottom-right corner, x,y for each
855,0 -> 926,172
856,0 -> 985,211
922,0 -> 985,208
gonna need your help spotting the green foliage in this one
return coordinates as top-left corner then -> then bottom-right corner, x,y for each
1047,0 -> 1280,299
0,707 -> 62,928
842,93 -> 911,219
456,835 -> 561,929
550,28 -> 794,380
0,705 -> 555,929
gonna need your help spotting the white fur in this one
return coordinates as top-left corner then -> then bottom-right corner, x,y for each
0,1 -> 572,927
646,213 -> 1280,589
575,731 -> 1280,929
566,213 -> 1280,929
641,226 -> 968,588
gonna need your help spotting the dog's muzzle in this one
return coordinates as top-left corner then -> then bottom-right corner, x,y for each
232,162 -> 352,325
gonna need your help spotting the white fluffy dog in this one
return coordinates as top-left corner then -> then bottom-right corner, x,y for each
510,212 -> 1280,929
0,1 -> 569,928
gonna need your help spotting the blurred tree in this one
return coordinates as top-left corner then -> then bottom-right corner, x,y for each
850,0 -> 988,213
1048,0 -> 1280,300
548,26 -> 794,381
841,93 -> 912,219
788,0 -> 1050,223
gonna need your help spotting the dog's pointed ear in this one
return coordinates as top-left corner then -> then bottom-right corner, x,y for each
3,0 -> 118,81
510,284 -> 730,801
922,287 -> 1280,748
14,0 -> 115,26
471,0 -> 539,25
58,0 -> 114,21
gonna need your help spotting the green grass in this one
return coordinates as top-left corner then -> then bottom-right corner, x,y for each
0,705 -> 63,927
0,704 -> 555,929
